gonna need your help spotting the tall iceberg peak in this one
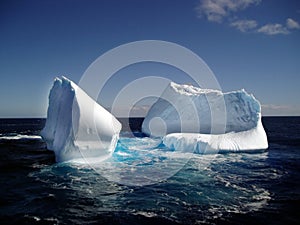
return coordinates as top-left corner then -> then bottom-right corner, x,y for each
142,82 -> 268,152
41,76 -> 121,163
142,82 -> 261,136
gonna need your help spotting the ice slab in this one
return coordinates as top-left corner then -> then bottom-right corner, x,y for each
163,122 -> 268,153
41,77 -> 121,163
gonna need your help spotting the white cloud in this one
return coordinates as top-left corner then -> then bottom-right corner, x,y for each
256,18 -> 300,35
262,104 -> 300,116
257,23 -> 290,35
286,18 -> 300,29
196,0 -> 300,36
109,105 -> 150,117
262,104 -> 289,110
196,0 -> 261,23
230,19 -> 257,32
129,105 -> 150,117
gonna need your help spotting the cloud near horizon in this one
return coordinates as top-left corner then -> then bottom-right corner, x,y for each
196,0 -> 300,35
262,104 -> 300,116
108,105 -> 150,118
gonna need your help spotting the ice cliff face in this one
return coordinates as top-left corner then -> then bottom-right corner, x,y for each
41,77 -> 121,163
142,82 -> 268,152
142,82 -> 261,136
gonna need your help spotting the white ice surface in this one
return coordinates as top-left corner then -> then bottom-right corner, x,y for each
163,122 -> 268,153
142,82 -> 261,136
142,82 -> 268,152
41,77 -> 121,163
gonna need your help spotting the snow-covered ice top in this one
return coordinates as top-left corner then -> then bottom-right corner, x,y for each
142,82 -> 261,137
41,76 -> 121,163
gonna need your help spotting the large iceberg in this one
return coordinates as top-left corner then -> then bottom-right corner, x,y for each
142,82 -> 268,152
41,77 -> 121,163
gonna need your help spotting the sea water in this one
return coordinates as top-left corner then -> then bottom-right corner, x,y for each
0,117 -> 299,224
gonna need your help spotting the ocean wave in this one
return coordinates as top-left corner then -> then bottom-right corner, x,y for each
0,134 -> 42,140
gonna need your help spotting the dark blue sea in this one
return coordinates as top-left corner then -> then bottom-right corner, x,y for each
0,117 -> 299,225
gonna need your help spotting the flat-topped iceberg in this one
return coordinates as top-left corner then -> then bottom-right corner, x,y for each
142,82 -> 268,152
41,77 -> 121,163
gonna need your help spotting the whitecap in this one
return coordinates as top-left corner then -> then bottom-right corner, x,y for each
0,134 -> 42,140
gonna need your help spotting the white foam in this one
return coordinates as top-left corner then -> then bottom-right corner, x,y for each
0,134 -> 42,140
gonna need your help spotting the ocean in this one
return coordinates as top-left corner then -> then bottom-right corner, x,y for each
0,117 -> 299,225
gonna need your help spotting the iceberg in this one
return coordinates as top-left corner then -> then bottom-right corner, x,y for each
142,82 -> 268,152
41,77 -> 121,163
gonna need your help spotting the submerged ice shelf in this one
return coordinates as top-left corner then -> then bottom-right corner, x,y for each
41,77 -> 121,163
163,126 -> 268,154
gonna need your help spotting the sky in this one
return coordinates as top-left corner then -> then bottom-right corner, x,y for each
0,0 -> 300,117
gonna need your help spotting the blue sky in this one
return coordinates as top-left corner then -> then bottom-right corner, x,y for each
0,0 -> 300,117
